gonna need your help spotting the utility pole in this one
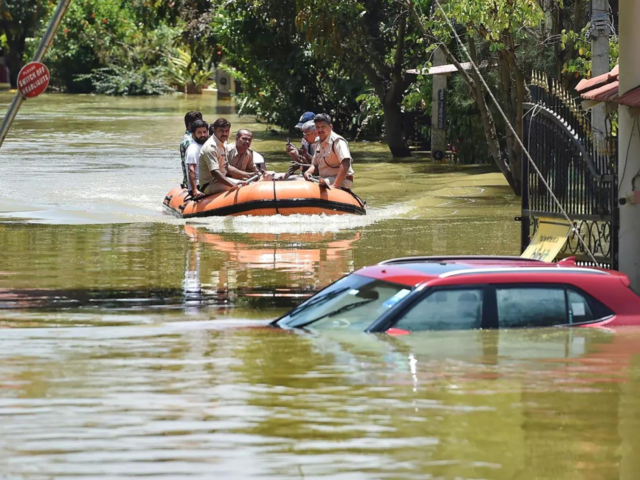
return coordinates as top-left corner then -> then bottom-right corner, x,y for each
618,0 -> 640,291
590,0 -> 610,141
0,0 -> 72,149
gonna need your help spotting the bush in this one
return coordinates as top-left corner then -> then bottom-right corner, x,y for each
75,66 -> 173,96
28,0 -> 181,94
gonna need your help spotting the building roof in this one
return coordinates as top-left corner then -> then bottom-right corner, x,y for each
575,65 -> 640,107
576,65 -> 619,92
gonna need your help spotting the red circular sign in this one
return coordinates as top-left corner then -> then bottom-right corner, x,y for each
17,62 -> 50,98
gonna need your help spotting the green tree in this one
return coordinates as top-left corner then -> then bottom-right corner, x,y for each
407,0 -> 580,194
407,0 -> 610,193
215,0 -> 367,134
296,0 -> 426,157
165,47 -> 215,94
32,0 -> 180,93
0,0 -> 50,88
176,0 -> 219,76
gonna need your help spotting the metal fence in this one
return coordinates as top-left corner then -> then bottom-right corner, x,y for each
522,73 -> 618,268
403,111 -> 431,151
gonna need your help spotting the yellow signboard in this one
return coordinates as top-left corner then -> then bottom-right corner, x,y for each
521,218 -> 573,263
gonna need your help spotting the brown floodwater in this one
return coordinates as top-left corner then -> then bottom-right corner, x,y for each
1,92 -> 639,479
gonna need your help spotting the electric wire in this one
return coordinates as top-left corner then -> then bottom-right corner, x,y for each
618,115 -> 638,195
428,0 -> 601,266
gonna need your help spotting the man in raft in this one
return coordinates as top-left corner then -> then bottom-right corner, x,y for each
198,118 -> 248,195
285,120 -> 316,178
226,129 -> 266,178
303,113 -> 354,190
180,111 -> 202,188
184,119 -> 209,198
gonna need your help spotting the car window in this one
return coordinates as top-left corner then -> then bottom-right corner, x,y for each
277,274 -> 412,331
497,287 -> 567,327
394,288 -> 484,331
567,289 -> 596,323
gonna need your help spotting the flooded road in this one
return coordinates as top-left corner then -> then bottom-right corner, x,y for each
2,93 -> 639,479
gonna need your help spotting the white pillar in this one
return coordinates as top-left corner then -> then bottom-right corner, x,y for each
431,47 -> 447,162
591,0 -> 610,140
618,0 -> 640,289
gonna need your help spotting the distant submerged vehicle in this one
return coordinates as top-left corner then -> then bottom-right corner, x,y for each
162,179 -> 366,218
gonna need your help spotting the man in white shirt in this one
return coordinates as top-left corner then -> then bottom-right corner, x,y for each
184,119 -> 209,198
180,111 -> 202,187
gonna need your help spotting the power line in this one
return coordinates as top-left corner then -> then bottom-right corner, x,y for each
424,0 -> 601,266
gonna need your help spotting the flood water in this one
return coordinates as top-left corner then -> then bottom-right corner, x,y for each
1,92 -> 640,479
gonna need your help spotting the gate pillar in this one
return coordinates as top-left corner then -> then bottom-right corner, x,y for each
618,0 -> 640,290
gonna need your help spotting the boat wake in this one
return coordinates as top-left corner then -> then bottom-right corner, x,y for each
187,202 -> 415,234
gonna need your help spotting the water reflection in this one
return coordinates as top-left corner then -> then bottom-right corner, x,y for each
0,223 -> 360,318
180,225 -> 360,316
184,225 -> 359,289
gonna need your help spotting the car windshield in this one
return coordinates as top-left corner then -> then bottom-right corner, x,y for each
276,274 -> 412,331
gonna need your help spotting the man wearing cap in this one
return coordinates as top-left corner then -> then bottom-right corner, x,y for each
285,120 -> 317,177
295,111 -> 316,130
286,111 -> 315,160
303,113 -> 354,190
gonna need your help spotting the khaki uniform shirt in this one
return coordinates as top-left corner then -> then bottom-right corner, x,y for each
198,134 -> 228,187
311,131 -> 354,179
226,143 -> 258,176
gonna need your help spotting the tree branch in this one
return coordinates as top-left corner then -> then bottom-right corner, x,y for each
360,61 -> 387,100
392,13 -> 407,81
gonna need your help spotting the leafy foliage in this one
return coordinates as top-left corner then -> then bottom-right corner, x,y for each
295,0 -> 427,155
215,0 -> 367,134
75,66 -> 173,96
561,24 -> 619,79
24,0 -> 181,92
175,0 -> 220,75
165,47 -> 215,93
0,0 -> 50,87
2,0 -> 617,164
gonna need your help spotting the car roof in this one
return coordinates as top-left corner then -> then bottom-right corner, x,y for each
357,256 -> 616,287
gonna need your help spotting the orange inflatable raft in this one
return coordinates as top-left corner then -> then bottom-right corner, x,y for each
162,180 -> 366,218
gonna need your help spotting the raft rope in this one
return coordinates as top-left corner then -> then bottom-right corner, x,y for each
428,0 -> 600,266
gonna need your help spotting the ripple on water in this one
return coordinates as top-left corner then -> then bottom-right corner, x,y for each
1,323 -> 639,478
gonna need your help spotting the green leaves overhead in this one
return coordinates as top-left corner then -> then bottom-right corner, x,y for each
215,0 -> 368,133
422,0 -> 544,48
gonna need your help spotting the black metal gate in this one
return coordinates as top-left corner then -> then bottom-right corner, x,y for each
522,74 -> 618,268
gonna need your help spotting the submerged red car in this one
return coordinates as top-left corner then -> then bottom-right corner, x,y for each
273,256 -> 640,333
